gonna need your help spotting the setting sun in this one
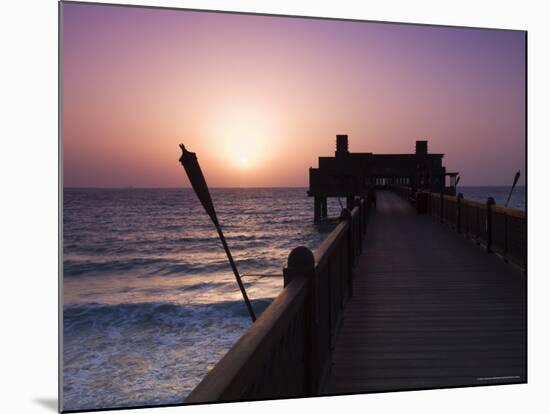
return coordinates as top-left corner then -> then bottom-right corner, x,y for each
238,155 -> 250,168
203,104 -> 281,171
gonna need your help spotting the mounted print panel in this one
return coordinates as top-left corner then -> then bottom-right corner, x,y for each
60,1 -> 526,412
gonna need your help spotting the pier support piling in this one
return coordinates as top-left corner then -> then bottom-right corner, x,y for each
314,197 -> 322,223
321,197 -> 328,219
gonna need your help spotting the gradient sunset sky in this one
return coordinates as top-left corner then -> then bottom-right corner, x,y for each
62,2 -> 526,188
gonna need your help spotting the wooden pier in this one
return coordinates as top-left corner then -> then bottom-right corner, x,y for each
324,190 -> 526,394
185,187 -> 526,403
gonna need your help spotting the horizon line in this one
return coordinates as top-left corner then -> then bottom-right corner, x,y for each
63,184 -> 526,190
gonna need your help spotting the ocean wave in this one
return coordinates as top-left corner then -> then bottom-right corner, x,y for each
63,257 -> 169,277
63,299 -> 273,335
62,298 -> 273,411
64,250 -> 287,278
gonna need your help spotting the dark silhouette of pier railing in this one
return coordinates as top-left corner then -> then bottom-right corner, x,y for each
393,186 -> 526,269
185,196 -> 373,403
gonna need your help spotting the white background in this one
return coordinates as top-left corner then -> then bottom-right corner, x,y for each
0,0 -> 548,413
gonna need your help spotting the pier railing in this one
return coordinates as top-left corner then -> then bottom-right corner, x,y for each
185,195 -> 373,403
393,187 -> 526,269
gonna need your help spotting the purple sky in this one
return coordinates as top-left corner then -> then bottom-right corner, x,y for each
62,2 -> 526,187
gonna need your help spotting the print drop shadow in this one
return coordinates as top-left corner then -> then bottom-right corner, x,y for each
34,397 -> 58,412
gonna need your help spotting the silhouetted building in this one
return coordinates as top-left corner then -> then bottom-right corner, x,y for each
309,135 -> 458,221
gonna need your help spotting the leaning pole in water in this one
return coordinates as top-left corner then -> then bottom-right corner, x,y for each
178,144 -> 257,322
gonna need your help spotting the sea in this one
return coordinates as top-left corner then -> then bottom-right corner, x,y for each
62,186 -> 525,411
458,186 -> 525,210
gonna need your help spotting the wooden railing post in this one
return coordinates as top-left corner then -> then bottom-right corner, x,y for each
340,207 -> 353,263
363,195 -> 369,232
365,195 -> 370,230
486,197 -> 495,253
354,199 -> 362,254
360,196 -> 367,234
340,208 -> 353,298
440,191 -> 444,223
284,246 -> 317,395
457,193 -> 463,233
504,212 -> 508,261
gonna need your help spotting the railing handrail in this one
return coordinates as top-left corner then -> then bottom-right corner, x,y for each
393,186 -> 526,269
492,204 -> 526,218
441,193 -> 458,202
459,197 -> 486,208
420,189 -> 525,216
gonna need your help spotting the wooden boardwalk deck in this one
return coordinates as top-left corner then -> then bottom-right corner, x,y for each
324,191 -> 526,394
